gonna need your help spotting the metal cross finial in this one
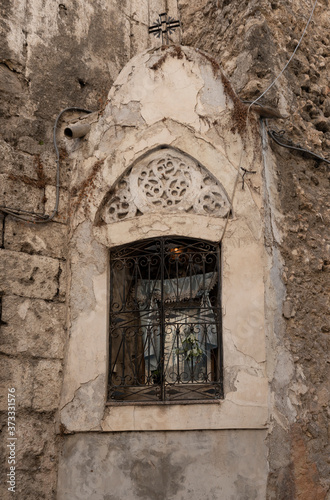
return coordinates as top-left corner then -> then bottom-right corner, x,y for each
148,12 -> 180,45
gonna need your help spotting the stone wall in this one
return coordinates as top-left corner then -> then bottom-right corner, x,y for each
0,0 -> 329,499
0,1 -> 153,498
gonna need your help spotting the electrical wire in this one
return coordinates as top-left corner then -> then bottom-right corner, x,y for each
249,0 -> 318,110
242,102 -> 329,165
220,0 -> 318,242
0,107 -> 92,223
267,126 -> 330,166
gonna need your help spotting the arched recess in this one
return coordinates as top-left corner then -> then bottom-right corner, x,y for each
59,46 -> 268,434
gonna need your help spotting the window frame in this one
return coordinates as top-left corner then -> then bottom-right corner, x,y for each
108,236 -> 223,404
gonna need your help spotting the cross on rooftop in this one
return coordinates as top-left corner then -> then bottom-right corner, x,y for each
148,12 -> 180,45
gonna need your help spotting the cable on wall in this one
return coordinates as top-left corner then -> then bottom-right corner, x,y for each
220,0 -> 319,243
248,0 -> 318,110
0,107 -> 92,224
267,125 -> 330,166
241,102 -> 330,166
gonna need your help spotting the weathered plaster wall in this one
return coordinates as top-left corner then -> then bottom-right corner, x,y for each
58,47 -> 268,438
58,430 -> 268,500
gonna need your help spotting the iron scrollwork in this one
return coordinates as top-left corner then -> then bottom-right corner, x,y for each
108,236 -> 223,402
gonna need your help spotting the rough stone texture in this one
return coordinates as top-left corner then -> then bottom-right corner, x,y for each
44,185 -> 70,224
4,217 -> 67,259
0,357 -> 62,413
58,430 -> 268,500
0,173 -> 45,213
0,0 -> 329,498
1,296 -> 66,358
0,411 -> 58,500
32,359 -> 63,412
0,249 -> 61,300
0,356 -> 33,411
0,213 -> 4,246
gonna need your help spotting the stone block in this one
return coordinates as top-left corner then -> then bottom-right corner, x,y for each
0,173 -> 45,213
0,139 -> 14,174
0,140 -> 68,191
0,63 -> 23,95
0,357 -> 33,410
1,296 -> 66,359
39,149 -> 71,189
130,0 -> 148,23
4,217 -> 67,259
32,359 -> 62,412
45,185 -> 69,223
15,413 -> 57,471
0,139 -> 39,178
0,212 -> 4,244
17,136 -> 44,156
0,249 -> 60,300
129,2 -> 149,54
283,300 -> 293,319
323,97 -> 330,118
14,151 -> 39,179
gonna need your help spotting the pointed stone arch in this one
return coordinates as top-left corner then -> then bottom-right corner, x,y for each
96,146 -> 231,225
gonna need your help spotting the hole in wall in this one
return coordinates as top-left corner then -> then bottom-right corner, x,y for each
78,78 -> 87,88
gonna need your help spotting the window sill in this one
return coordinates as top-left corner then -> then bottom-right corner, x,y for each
106,398 -> 223,406
101,399 -> 268,432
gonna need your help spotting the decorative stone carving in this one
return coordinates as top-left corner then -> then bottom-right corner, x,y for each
105,179 -> 136,220
100,149 -> 231,223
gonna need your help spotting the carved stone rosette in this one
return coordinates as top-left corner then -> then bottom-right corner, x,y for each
100,149 -> 231,223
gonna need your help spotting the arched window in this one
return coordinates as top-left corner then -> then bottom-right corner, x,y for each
108,236 -> 223,402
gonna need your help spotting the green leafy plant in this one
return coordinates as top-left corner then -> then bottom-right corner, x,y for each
177,333 -> 203,362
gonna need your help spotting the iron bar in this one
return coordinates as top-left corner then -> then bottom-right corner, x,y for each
108,237 -> 223,402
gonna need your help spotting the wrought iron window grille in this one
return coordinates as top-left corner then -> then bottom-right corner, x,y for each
108,237 -> 223,403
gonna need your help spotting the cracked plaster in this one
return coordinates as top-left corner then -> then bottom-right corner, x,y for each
61,374 -> 105,431
261,124 -> 297,430
107,47 -> 232,133
60,45 -> 269,432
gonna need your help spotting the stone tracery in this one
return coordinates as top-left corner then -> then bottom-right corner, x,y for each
100,149 -> 231,223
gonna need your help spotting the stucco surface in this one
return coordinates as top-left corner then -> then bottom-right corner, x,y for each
58,430 -> 268,500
